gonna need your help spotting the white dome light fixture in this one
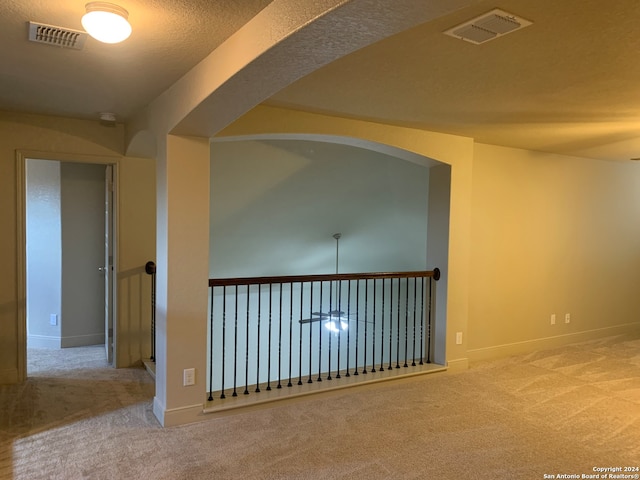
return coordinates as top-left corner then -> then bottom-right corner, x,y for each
81,2 -> 131,44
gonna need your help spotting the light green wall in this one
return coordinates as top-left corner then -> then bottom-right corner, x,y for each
210,139 -> 430,277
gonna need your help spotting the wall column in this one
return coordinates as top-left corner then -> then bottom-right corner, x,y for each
154,134 -> 210,426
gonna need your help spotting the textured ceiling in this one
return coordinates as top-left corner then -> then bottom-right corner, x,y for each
2,0 -> 640,161
0,0 -> 272,120
266,0 -> 640,160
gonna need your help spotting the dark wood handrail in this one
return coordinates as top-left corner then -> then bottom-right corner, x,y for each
209,268 -> 440,287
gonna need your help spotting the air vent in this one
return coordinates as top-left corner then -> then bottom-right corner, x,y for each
444,9 -> 532,45
28,21 -> 88,50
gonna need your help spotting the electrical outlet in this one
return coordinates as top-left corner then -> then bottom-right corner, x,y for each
49,314 -> 57,326
456,332 -> 463,345
550,314 -> 556,325
183,368 -> 195,386
565,313 -> 571,324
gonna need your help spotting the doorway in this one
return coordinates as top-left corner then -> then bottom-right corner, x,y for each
24,158 -> 116,371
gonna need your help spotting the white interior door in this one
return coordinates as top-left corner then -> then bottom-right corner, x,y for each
104,165 -> 115,364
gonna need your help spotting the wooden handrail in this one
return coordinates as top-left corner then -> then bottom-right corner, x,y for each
209,268 -> 440,287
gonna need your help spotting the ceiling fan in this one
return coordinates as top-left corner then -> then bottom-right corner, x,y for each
299,233 -> 356,332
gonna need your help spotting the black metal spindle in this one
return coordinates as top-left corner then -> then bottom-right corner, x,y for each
220,286 -> 226,399
404,279 -> 409,368
255,286 -> 261,392
396,278 -> 401,369
354,280 -> 360,376
380,279 -> 385,372
362,279 -> 368,374
145,261 -> 156,363
412,278 -> 417,367
317,281 -> 323,382
208,286 -> 214,401
327,281 -> 332,381
336,280 -> 342,379
233,285 -> 239,397
308,282 -> 313,383
388,278 -> 393,370
345,280 -> 351,377
298,282 -> 304,386
371,278 -> 376,373
277,283 -> 283,389
427,276 -> 433,364
288,282 -> 294,387
244,285 -> 250,395
267,283 -> 273,391
419,276 -> 425,365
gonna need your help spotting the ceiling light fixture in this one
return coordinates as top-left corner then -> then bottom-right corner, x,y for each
81,2 -> 131,44
299,233 -> 352,333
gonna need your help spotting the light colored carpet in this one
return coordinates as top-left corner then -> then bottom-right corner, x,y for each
1,333 -> 639,479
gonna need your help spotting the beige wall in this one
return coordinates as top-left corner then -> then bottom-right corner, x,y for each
467,144 -> 640,359
0,111 -> 155,384
117,155 -> 156,367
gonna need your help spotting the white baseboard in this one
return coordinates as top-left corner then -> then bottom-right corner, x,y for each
28,335 -> 61,349
153,397 -> 205,427
446,358 -> 469,372
60,333 -> 105,348
467,323 -> 640,362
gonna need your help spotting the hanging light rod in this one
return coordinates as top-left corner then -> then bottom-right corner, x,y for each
82,2 -> 132,44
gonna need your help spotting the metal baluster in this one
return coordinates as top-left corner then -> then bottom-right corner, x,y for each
208,285 -> 214,401
145,261 -> 156,363
255,285 -> 261,393
267,283 -> 273,391
317,281 -> 323,382
396,278 -> 401,369
404,279 -> 409,368
353,280 -> 360,376
379,279 -> 385,372
388,278 -> 394,370
288,282 -> 294,387
336,280 -> 341,379
345,280 -> 351,377
220,286 -> 226,399
298,282 -> 304,386
371,278 -> 376,373
419,276 -> 424,365
277,283 -> 283,389
233,285 -> 239,397
244,284 -> 250,395
412,278 -> 417,367
427,276 -> 433,364
308,282 -> 314,384
336,280 -> 342,378
358,280 -> 368,375
327,280 -> 332,381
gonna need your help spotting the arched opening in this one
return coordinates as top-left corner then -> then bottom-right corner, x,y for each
208,134 -> 451,385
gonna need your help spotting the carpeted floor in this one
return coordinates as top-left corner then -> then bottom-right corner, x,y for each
1,333 -> 639,479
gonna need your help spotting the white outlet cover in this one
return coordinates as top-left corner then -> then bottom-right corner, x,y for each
183,368 -> 195,386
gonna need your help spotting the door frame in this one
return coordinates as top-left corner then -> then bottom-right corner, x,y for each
16,150 -> 120,379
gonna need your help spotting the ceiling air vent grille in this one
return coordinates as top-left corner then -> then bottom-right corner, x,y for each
28,21 -> 88,50
444,9 -> 532,45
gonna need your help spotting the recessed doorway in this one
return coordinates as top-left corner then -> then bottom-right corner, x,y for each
23,158 -> 116,373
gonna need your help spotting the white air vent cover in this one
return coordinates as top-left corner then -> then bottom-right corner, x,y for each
444,9 -> 532,45
28,21 -> 88,50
